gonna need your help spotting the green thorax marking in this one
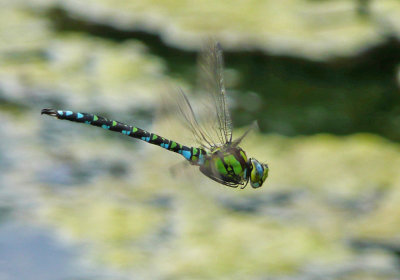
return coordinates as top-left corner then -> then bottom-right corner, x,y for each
210,146 -> 248,178
214,158 -> 228,175
224,154 -> 243,175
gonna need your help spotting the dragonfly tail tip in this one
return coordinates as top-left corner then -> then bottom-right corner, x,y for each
41,108 -> 57,117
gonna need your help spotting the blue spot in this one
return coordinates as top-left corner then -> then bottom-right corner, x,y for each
182,150 -> 191,160
65,111 -> 73,116
161,143 -> 169,149
198,153 -> 205,165
141,137 -> 146,141
255,162 -> 263,175
160,143 -> 169,149
57,110 -> 63,116
122,130 -> 131,135
102,125 -> 110,130
146,137 -> 150,142
178,150 -> 182,154
77,113 -> 83,119
84,121 -> 91,124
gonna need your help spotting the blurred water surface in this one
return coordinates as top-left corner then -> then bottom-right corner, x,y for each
1,1 -> 400,279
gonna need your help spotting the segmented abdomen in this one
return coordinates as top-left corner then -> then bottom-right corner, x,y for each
41,109 -> 207,165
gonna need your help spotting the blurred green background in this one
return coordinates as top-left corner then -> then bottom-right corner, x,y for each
1,0 -> 400,279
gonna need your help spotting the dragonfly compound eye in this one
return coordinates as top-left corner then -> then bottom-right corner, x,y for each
249,159 -> 267,188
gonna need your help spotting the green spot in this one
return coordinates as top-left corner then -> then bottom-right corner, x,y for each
132,127 -> 138,133
152,134 -> 158,140
224,155 -> 243,175
112,121 -> 117,126
192,156 -> 198,162
93,115 -> 98,121
240,151 -> 247,162
170,142 -> 177,149
262,167 -> 269,181
192,147 -> 198,155
214,158 -> 228,175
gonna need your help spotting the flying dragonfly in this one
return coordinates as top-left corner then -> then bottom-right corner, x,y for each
42,42 -> 269,189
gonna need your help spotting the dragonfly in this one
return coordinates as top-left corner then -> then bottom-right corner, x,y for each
41,42 -> 269,189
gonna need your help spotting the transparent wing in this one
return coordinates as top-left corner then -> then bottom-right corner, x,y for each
231,120 -> 259,147
175,88 -> 219,150
164,41 -> 234,151
198,41 -> 233,146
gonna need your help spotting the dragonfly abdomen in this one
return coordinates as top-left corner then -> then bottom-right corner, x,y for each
41,109 -> 206,163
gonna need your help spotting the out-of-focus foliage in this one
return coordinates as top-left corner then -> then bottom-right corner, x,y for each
0,5 -> 173,112
36,130 -> 400,279
1,0 -> 400,279
29,0 -> 400,60
4,0 -> 400,140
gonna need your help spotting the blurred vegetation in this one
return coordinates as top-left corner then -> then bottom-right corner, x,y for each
37,131 -> 400,279
34,0 -> 400,141
1,0 -> 400,279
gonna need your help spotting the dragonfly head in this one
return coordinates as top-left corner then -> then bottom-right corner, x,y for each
248,158 -> 269,188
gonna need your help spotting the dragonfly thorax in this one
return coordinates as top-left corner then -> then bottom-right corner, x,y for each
197,146 -> 251,188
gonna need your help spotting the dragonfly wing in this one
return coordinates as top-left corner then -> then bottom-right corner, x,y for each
231,120 -> 259,147
164,41 -> 233,150
174,88 -> 219,150
197,41 -> 233,146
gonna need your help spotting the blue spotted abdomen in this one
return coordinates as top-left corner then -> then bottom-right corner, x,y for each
41,109 -> 207,163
